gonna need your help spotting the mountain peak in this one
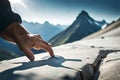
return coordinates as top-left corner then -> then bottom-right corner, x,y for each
49,10 -> 106,46
77,10 -> 89,20
102,19 -> 107,23
44,21 -> 50,25
81,10 -> 88,15
80,10 -> 89,16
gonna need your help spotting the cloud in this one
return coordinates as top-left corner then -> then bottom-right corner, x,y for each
10,0 -> 27,9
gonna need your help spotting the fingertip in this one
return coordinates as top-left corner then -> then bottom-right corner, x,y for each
49,49 -> 55,57
39,40 -> 55,57
29,55 -> 35,61
30,57 -> 35,61
26,54 -> 35,61
22,47 -> 35,61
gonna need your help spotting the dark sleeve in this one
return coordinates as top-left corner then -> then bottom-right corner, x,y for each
0,0 -> 22,32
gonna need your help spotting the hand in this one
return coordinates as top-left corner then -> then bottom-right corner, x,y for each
16,34 -> 54,61
0,22 -> 54,61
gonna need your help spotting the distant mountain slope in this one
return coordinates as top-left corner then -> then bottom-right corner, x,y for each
82,19 -> 120,40
0,38 -> 46,56
0,47 -> 18,61
22,21 -> 65,41
0,38 -> 23,56
49,10 -> 106,46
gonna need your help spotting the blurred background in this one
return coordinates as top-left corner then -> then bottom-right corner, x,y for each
0,0 -> 120,61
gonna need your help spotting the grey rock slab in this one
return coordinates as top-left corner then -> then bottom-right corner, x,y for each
102,51 -> 120,64
98,52 -> 120,80
78,37 -> 120,48
0,42 -> 100,80
99,26 -> 120,37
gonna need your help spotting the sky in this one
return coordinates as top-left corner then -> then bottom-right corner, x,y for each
10,0 -> 120,25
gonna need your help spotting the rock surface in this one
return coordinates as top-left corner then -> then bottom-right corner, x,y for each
0,19 -> 120,80
98,52 -> 120,80
0,43 -> 100,80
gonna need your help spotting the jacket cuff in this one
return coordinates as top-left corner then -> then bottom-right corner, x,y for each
0,12 -> 22,32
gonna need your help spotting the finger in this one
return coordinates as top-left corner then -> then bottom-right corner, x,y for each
39,41 -> 55,57
21,47 -> 35,61
33,34 -> 43,40
43,46 -> 54,57
28,34 -> 42,40
37,34 -> 43,40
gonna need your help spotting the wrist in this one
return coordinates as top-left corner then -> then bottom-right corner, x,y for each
1,22 -> 29,42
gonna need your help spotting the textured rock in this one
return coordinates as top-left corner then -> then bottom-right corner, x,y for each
1,19 -> 119,80
78,37 -> 120,48
0,42 -> 100,80
98,52 -> 120,80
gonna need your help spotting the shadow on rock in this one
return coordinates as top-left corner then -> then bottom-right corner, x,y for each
0,55 -> 82,80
